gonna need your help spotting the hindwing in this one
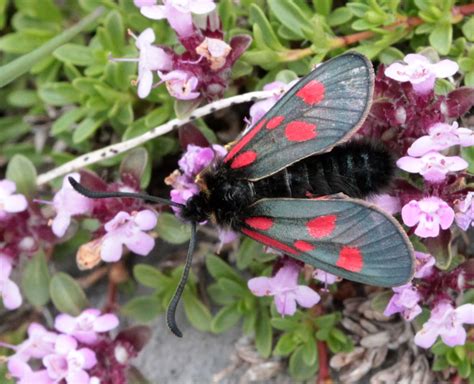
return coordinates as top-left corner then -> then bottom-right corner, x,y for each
240,197 -> 415,287
224,52 -> 374,180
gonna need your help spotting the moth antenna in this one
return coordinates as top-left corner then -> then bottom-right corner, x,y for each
68,177 -> 183,208
166,221 -> 197,337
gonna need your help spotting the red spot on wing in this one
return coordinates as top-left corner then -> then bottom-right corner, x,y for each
225,119 -> 266,162
285,121 -> 317,142
336,246 -> 363,272
230,151 -> 257,169
266,116 -> 285,130
294,240 -> 315,252
241,228 -> 298,255
245,217 -> 273,230
307,215 -> 336,238
296,80 -> 325,105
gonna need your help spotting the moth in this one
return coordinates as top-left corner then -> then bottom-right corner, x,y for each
71,52 -> 415,337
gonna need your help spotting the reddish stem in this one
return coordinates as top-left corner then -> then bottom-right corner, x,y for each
317,340 -> 330,384
330,3 -> 474,48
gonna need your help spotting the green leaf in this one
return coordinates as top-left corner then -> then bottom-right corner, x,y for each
6,154 -> 37,198
174,99 -> 201,120
53,44 -> 93,66
50,272 -> 88,316
21,250 -> 50,307
0,117 -> 30,143
302,339 -> 318,365
218,278 -> 248,297
255,308 -> 272,357
249,4 -> 284,51
289,345 -> 318,380
432,355 -> 449,371
236,237 -> 264,270
268,0 -> 313,40
207,283 -> 236,306
39,82 -> 81,106
206,254 -> 243,282
274,332 -> 299,356
429,22 -> 452,55
104,10 -> 125,55
121,295 -> 164,322
462,17 -> 474,42
314,313 -> 339,329
183,290 -> 212,332
211,303 -> 241,333
271,317 -> 298,332
435,78 -> 455,95
459,357 -> 471,378
371,290 -> 392,313
73,117 -> 105,143
51,107 -> 87,136
0,7 -> 104,87
313,0 -> 332,16
156,212 -> 191,244
133,264 -> 171,289
7,90 -> 39,108
327,7 -> 352,27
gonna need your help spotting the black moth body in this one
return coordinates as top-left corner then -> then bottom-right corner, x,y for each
70,52 -> 415,337
182,140 -> 396,228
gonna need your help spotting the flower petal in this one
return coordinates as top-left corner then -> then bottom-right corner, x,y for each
455,304 -> 474,324
431,59 -> 459,78
137,69 -> 153,99
414,326 -> 439,348
441,326 -> 466,347
52,213 -> 72,238
4,194 -> 27,213
407,136 -> 437,157
79,348 -> 97,369
140,5 -> 166,20
93,314 -> 119,332
294,286 -> 320,308
396,156 -> 424,173
384,63 -> 411,82
125,231 -> 155,256
3,279 -> 22,309
247,276 -> 272,296
54,314 -> 76,334
101,237 -> 124,262
134,210 -> 157,230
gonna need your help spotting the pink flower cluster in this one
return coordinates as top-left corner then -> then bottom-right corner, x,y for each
114,0 -> 251,100
6,309 -> 118,384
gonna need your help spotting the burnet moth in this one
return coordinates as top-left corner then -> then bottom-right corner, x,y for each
70,52 -> 415,337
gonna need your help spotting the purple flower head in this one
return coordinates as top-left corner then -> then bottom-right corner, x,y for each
385,54 -> 458,94
195,37 -> 231,71
216,227 -> 238,253
100,210 -> 157,262
407,121 -> 474,157
384,283 -> 422,321
159,70 -> 200,100
0,179 -> 27,219
248,260 -> 320,316
52,173 -> 93,238
178,144 -> 215,176
0,253 -> 22,310
455,192 -> 474,231
121,28 -> 173,99
414,301 -> 474,348
13,323 -> 57,361
42,335 -> 97,384
135,0 -> 215,37
401,197 -> 454,238
55,309 -> 119,345
414,251 -> 436,279
397,151 -> 468,183
313,269 -> 341,285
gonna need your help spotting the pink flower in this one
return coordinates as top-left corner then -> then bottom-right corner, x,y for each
414,301 -> 474,348
248,81 -> 290,128
13,323 -> 57,361
195,37 -> 232,71
55,309 -> 119,345
100,210 -> 157,262
0,254 -> 22,310
408,122 -> 474,157
313,270 -> 341,285
120,28 -> 173,99
52,173 -> 93,238
384,283 -> 422,321
42,335 -> 97,383
367,194 -> 401,215
248,260 -> 320,316
455,192 -> 474,231
159,70 -> 200,100
7,358 -> 52,384
397,151 -> 468,183
178,144 -> 216,176
135,0 -> 215,37
401,197 -> 454,237
385,53 -> 458,94
414,251 -> 436,279
0,179 -> 27,219
216,228 -> 238,253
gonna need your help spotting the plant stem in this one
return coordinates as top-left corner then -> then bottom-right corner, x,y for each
317,340 -> 330,384
330,3 -> 474,49
36,89 -> 280,185
0,7 -> 105,88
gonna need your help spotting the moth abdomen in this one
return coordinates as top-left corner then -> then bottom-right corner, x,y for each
252,141 -> 395,199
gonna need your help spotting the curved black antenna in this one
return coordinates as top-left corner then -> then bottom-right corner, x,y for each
68,177 -> 183,208
166,221 -> 197,337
